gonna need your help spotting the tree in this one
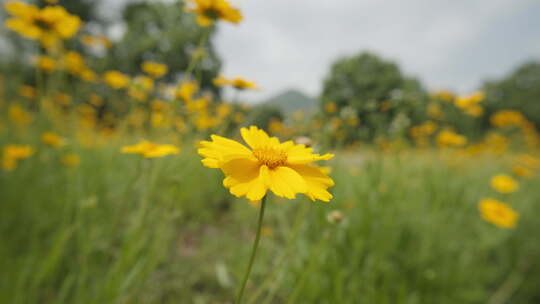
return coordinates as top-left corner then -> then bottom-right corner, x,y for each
320,52 -> 427,141
106,1 -> 222,94
483,61 -> 540,127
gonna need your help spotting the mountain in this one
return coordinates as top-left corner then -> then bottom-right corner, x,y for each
263,89 -> 318,113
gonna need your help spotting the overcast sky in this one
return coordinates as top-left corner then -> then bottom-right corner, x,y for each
211,0 -> 540,102
106,0 -> 540,102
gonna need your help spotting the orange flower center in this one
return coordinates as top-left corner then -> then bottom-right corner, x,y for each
253,148 -> 287,169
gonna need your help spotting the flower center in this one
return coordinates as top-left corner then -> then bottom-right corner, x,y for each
253,148 -> 287,169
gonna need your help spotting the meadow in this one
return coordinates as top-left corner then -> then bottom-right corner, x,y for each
2,0 -> 540,303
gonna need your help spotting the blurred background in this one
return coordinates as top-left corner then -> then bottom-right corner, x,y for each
1,0 -> 540,303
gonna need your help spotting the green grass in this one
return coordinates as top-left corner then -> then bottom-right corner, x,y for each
1,142 -> 540,303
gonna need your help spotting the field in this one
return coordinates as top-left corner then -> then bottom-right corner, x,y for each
2,0 -> 540,303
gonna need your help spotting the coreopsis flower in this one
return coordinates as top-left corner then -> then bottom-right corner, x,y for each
464,104 -> 484,117
176,80 -> 199,102
490,110 -> 526,128
61,153 -> 80,167
35,55 -> 57,72
62,51 -> 85,75
512,165 -> 534,178
213,76 -> 258,90
326,210 -> 345,224
490,174 -> 519,194
185,0 -> 243,26
436,130 -> 467,147
8,104 -> 32,125
198,126 -> 335,201
18,85 -> 36,99
141,61 -> 168,78
80,34 -> 111,49
4,1 -> 81,48
2,144 -> 34,171
103,70 -> 130,89
516,154 -> 540,169
41,131 -> 65,147
478,198 -> 518,228
121,140 -> 180,158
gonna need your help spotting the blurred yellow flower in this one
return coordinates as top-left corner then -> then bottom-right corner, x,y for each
324,102 -> 337,114
141,61 -> 168,78
185,0 -> 243,26
436,130 -> 467,147
4,1 -> 81,48
478,198 -> 518,228
176,80 -> 199,102
61,153 -> 80,167
2,144 -> 33,171
464,104 -> 484,117
80,34 -> 111,48
213,76 -> 258,90
516,154 -> 540,169
490,110 -> 526,128
103,70 -> 130,89
18,85 -> 36,99
35,55 -> 57,72
512,166 -> 533,178
8,104 -> 32,125
431,90 -> 455,102
63,51 -> 85,75
121,140 -> 180,158
490,174 -> 519,194
198,126 -> 335,201
41,131 -> 65,147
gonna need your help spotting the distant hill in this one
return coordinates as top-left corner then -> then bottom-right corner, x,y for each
263,89 -> 317,113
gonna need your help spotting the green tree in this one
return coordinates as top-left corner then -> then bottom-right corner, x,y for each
483,61 -> 540,127
106,1 -> 222,94
320,52 -> 427,141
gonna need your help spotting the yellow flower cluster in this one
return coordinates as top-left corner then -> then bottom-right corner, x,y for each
4,1 -> 81,48
198,126 -> 335,202
2,144 -> 33,171
455,92 -> 484,117
121,140 -> 180,158
185,0 -> 243,27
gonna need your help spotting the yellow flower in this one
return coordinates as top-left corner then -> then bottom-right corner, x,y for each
41,131 -> 65,147
431,90 -> 455,102
103,70 -> 130,89
18,85 -> 36,99
63,51 -> 85,75
436,130 -> 467,147
478,198 -> 518,228
516,154 -> 540,169
185,0 -> 243,26
490,174 -> 519,194
141,61 -> 168,78
4,1 -> 81,48
324,102 -> 337,114
464,105 -> 483,117
80,34 -> 111,48
8,104 -> 32,125
490,110 -> 526,128
61,153 -> 80,167
2,144 -> 33,171
198,126 -> 335,201
512,166 -> 533,178
35,55 -> 57,72
213,76 -> 258,90
176,80 -> 199,101
121,140 -> 180,158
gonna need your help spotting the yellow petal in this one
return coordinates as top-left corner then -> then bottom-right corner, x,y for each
288,164 -> 334,202
240,126 -> 279,149
268,166 -> 307,199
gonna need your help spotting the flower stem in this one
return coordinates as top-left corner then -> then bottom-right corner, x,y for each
236,195 -> 267,304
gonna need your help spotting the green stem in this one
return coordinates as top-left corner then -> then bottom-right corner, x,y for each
236,195 -> 267,304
